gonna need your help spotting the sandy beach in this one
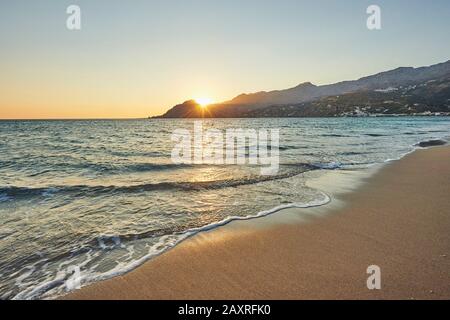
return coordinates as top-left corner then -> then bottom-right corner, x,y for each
64,146 -> 450,300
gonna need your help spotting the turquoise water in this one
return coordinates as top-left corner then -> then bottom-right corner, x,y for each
0,117 -> 449,299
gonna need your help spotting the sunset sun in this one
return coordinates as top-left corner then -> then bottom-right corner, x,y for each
195,97 -> 213,107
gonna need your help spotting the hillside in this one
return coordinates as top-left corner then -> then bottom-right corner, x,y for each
245,77 -> 450,117
154,60 -> 450,118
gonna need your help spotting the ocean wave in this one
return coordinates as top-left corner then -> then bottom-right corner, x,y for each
109,150 -> 165,158
13,192 -> 332,300
320,133 -> 354,137
311,162 -> 342,169
0,164 -> 319,199
120,162 -> 196,172
59,161 -> 196,173
5,161 -> 198,177
365,133 -> 388,137
336,151 -> 366,156
404,131 -> 427,135
278,145 -> 306,151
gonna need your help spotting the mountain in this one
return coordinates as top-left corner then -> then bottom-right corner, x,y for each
154,60 -> 450,118
246,76 -> 450,117
227,81 -> 320,107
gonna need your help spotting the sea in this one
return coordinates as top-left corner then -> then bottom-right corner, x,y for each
0,117 -> 449,299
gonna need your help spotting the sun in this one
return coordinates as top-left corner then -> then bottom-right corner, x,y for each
195,97 -> 213,107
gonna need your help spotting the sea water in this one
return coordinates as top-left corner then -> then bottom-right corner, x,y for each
0,117 -> 449,299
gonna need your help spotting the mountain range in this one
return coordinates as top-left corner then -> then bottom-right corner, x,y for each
154,60 -> 450,118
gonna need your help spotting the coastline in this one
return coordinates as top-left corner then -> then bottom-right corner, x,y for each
63,145 -> 450,300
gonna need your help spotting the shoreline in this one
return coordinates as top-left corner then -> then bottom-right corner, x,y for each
63,146 -> 450,300
1,115 -> 450,121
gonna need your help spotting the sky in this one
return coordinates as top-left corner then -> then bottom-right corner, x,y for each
0,0 -> 449,119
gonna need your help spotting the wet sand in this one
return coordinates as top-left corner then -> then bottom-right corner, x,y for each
64,146 -> 450,300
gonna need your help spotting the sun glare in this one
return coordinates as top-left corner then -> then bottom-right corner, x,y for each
195,97 -> 213,107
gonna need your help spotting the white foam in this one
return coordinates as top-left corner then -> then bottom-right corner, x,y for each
17,192 -> 331,300
313,161 -> 342,169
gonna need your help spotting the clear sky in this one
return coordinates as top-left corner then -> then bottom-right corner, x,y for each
1,0 -> 449,119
